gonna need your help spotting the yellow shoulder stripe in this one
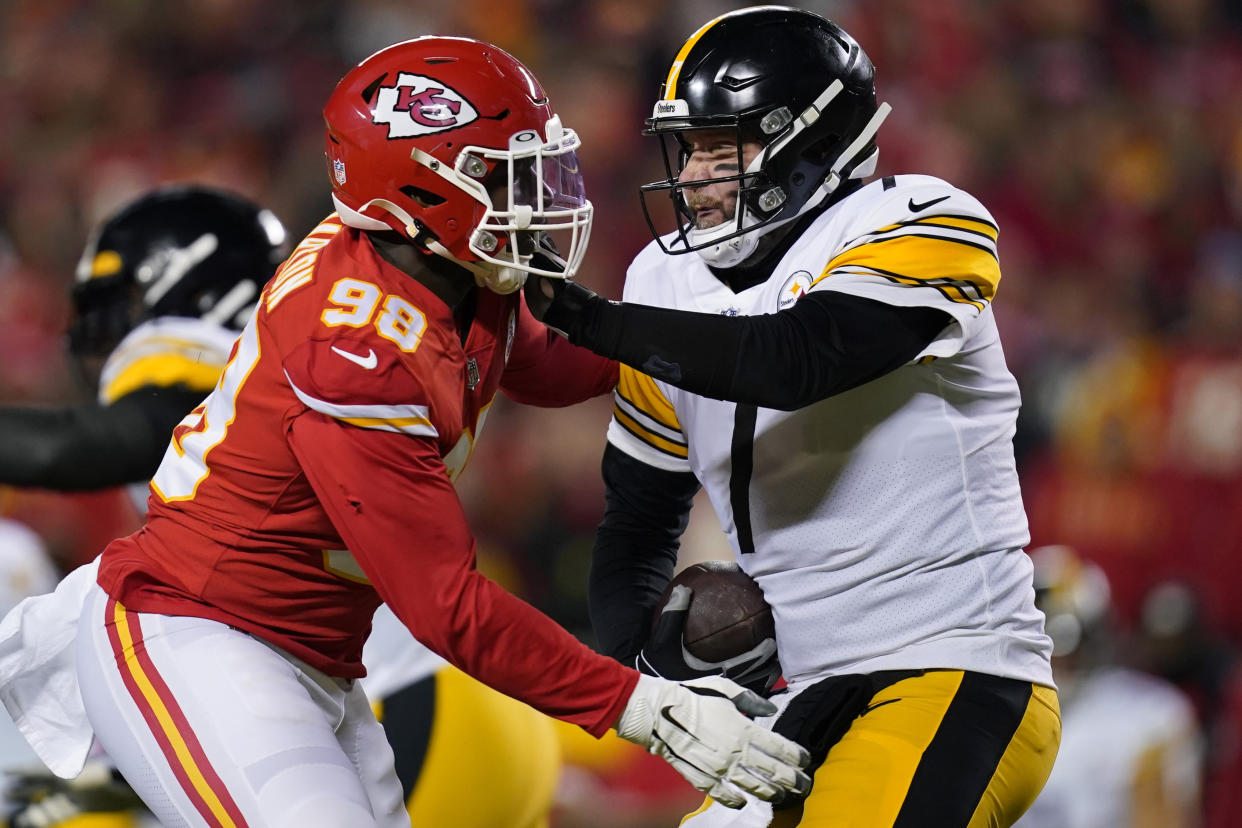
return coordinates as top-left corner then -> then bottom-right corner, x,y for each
814,234 -> 1000,310
102,355 -> 225,404
909,215 -> 998,240
870,215 -> 998,242
338,415 -> 433,430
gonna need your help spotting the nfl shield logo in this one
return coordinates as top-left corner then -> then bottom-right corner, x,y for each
333,158 -> 347,185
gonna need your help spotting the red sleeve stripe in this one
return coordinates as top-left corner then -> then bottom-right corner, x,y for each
105,598 -> 251,828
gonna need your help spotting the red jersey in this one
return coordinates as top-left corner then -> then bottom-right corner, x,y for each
96,216 -> 634,735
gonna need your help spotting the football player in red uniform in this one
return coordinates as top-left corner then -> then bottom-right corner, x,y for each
0,184 -> 568,828
35,37 -> 810,827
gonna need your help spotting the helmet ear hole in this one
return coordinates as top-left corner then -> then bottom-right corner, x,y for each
400,186 -> 447,207
360,75 -> 387,104
803,134 -> 841,166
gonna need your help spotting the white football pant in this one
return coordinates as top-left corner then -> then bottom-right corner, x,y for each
75,583 -> 409,828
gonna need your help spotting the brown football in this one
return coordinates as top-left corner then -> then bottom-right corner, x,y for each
656,560 -> 776,662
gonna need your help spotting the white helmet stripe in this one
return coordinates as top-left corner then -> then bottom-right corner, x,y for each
761,79 -> 845,163
140,233 -> 218,307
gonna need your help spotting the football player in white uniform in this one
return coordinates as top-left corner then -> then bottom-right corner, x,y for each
526,7 -> 1061,826
1015,546 -> 1201,828
0,185 -> 286,509
0,186 -> 563,827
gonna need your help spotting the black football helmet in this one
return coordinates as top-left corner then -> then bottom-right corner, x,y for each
640,6 -> 891,268
68,185 -> 289,358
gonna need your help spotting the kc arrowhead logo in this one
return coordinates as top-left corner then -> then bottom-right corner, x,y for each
372,73 -> 479,138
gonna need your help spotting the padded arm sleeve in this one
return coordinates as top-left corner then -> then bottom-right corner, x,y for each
0,385 -> 205,490
591,443 -> 701,663
567,291 -> 951,411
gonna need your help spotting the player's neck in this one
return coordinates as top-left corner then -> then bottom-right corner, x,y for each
367,232 -> 476,313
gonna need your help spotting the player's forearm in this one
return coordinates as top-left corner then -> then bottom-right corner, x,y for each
291,413 -> 639,735
590,534 -> 678,663
404,561 -> 639,735
551,289 -> 951,410
375,541 -> 639,736
501,301 -> 619,406
0,395 -> 176,489
590,443 -> 697,662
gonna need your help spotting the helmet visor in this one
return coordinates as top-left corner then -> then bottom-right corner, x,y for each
512,151 -> 587,211
459,120 -> 593,279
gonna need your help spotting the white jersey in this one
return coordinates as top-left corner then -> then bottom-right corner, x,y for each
96,315 -> 240,406
359,603 -> 446,700
1015,667 -> 1201,828
609,174 -> 1052,686
97,316 -> 240,513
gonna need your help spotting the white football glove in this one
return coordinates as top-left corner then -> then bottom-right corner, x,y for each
614,674 -> 811,808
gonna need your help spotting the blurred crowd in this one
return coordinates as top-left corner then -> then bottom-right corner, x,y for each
3,0 -> 1242,824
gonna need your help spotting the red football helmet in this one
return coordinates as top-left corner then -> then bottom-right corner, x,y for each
323,36 -> 592,290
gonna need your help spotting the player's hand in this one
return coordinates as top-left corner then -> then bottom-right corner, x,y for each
523,273 -> 563,324
523,232 -> 570,322
637,584 -> 783,696
522,233 -> 599,335
614,674 -> 812,808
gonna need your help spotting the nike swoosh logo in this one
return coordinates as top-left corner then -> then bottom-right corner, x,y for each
659,705 -> 690,733
908,195 -> 950,212
331,345 -> 378,370
859,698 -> 901,717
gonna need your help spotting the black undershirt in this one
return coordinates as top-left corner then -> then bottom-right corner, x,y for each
0,385 -> 206,490
590,443 -> 700,662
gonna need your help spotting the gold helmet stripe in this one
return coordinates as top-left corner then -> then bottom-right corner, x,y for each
663,7 -> 763,99
87,250 -> 124,279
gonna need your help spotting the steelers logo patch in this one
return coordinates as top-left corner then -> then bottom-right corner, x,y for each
777,271 -> 813,309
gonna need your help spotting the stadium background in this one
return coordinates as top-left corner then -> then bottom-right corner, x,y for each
2,0 -> 1242,824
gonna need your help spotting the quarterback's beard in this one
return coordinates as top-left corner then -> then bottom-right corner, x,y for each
685,195 -> 737,230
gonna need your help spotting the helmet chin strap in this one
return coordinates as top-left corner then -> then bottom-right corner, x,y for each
424,239 -> 528,295
333,194 -> 527,294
